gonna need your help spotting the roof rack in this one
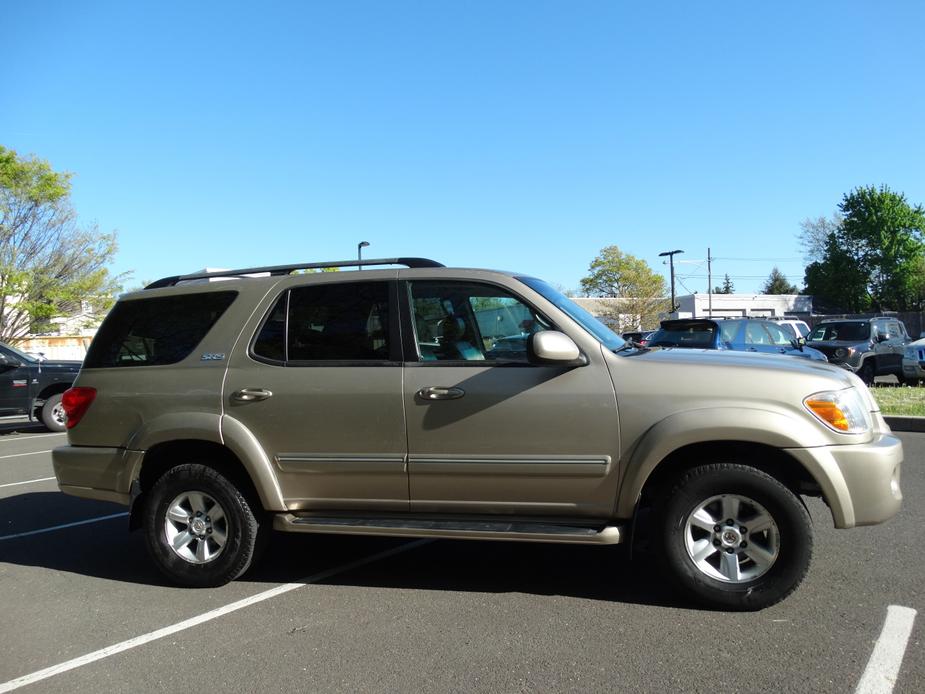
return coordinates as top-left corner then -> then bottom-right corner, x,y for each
145,257 -> 445,289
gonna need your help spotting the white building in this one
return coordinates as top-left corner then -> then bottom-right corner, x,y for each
674,293 -> 812,319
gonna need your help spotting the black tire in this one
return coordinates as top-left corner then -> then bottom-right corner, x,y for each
143,463 -> 267,587
40,392 -> 66,432
858,360 -> 875,385
655,463 -> 812,611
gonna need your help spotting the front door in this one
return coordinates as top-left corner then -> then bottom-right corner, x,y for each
0,346 -> 33,415
224,279 -> 408,512
401,279 -> 620,519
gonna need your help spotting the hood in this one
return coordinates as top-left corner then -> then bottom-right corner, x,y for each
806,339 -> 870,349
37,360 -> 82,372
626,346 -> 857,390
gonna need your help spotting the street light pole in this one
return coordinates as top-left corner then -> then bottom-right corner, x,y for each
357,241 -> 370,270
658,249 -> 684,316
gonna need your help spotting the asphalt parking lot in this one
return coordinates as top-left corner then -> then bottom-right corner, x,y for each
1,422 -> 921,693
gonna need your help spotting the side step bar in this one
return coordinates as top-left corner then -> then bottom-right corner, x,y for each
274,514 -> 624,545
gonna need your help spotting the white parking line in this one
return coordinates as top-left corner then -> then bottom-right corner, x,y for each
0,512 -> 129,542
0,476 -> 56,489
0,432 -> 66,440
0,449 -> 53,460
0,538 -> 430,693
856,605 -> 918,694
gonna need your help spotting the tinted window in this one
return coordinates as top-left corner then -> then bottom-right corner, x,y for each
808,322 -> 870,341
649,322 -> 717,348
253,282 -> 391,362
409,281 -> 550,362
85,292 -> 237,368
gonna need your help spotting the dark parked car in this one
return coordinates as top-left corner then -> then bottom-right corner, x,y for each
0,341 -> 81,431
648,319 -> 828,361
806,317 -> 912,384
621,330 -> 656,346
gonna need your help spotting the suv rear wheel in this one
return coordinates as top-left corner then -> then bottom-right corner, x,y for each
143,463 -> 267,587
656,463 -> 812,611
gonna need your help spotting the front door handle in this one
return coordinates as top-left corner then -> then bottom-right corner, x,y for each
416,386 -> 465,401
232,388 -> 273,402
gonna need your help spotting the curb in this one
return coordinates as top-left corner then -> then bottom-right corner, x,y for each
884,416 -> 925,433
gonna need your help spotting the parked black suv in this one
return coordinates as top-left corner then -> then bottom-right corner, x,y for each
806,317 -> 912,384
0,341 -> 81,431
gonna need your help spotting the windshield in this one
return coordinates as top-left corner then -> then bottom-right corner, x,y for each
808,322 -> 870,342
2,342 -> 38,363
516,277 -> 624,351
650,322 -> 717,348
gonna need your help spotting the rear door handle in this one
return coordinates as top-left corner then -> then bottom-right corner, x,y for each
232,388 -> 273,402
416,386 -> 465,401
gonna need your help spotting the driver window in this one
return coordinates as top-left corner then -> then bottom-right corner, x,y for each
409,281 -> 550,362
745,322 -> 770,345
763,322 -> 792,346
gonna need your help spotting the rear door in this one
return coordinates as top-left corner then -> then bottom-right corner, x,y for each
223,278 -> 408,512
400,278 -> 620,519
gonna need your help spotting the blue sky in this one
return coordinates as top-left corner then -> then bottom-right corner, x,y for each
2,1 -> 923,294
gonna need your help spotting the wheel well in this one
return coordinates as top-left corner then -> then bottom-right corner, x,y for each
130,440 -> 263,531
34,383 -> 70,407
638,441 -> 820,509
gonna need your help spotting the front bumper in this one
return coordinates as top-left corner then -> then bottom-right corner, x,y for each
902,359 -> 925,380
52,445 -> 144,506
786,432 -> 903,528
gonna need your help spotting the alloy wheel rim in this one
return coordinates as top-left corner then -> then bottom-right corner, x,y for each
164,491 -> 228,564
683,493 -> 780,583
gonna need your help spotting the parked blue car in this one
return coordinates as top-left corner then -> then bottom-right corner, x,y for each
648,318 -> 828,361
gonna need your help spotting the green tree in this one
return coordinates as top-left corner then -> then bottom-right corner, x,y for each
762,267 -> 799,294
0,146 -> 122,342
580,245 -> 668,329
803,186 -> 925,312
713,274 -> 734,294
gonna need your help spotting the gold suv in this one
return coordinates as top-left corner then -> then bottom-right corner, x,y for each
52,258 -> 903,610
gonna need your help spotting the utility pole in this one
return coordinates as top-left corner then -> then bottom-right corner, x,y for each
707,247 -> 712,318
659,249 -> 684,316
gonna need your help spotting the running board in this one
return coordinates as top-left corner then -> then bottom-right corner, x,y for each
274,514 -> 624,545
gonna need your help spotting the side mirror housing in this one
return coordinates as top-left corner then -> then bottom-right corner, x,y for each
0,353 -> 19,368
528,331 -> 587,366
790,337 -> 805,351
875,333 -> 888,343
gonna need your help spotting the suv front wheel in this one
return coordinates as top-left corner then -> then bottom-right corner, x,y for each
656,463 -> 812,611
143,463 -> 267,587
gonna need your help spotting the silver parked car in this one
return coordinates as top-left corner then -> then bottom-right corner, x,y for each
52,257 -> 903,610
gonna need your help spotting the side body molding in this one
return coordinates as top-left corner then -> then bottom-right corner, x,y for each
615,407 -> 844,521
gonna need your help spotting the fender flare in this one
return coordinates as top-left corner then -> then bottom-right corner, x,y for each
127,411 -> 286,512
616,407 -> 833,519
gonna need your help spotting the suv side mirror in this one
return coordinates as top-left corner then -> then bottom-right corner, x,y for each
790,337 -> 805,351
528,331 -> 587,366
0,353 -> 19,368
875,333 -> 888,343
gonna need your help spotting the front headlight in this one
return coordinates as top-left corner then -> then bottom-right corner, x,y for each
905,347 -> 917,359
803,388 -> 872,434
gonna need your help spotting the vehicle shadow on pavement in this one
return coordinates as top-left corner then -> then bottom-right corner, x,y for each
0,420 -> 50,436
0,494 -> 696,609
247,533 -> 700,610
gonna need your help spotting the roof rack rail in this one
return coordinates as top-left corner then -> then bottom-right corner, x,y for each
145,257 -> 445,289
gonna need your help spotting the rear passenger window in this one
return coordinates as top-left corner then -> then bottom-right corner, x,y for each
252,282 -> 391,363
84,292 -> 237,368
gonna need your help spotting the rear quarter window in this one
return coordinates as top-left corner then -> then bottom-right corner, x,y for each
84,291 -> 237,368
